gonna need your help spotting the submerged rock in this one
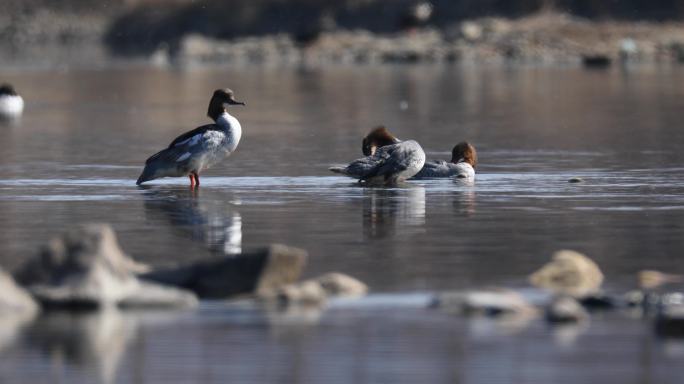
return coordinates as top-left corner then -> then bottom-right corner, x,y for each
568,177 -> 584,183
269,272 -> 368,306
432,288 -> 536,317
529,250 -> 604,298
16,224 -> 197,309
546,296 -> 589,323
141,244 -> 308,299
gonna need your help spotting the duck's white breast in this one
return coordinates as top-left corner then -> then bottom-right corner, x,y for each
216,113 -> 242,153
0,95 -> 24,117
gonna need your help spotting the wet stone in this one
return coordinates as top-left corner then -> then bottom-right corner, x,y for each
432,289 -> 536,317
267,273 -> 368,307
141,244 -> 308,299
529,250 -> 604,298
546,296 -> 589,323
16,224 -> 197,310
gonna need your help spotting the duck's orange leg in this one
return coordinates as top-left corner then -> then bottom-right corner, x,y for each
192,172 -> 200,187
188,174 -> 196,188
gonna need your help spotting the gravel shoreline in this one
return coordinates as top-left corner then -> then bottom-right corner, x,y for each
2,12 -> 684,68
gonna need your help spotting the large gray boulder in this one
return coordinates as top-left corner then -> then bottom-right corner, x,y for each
15,224 -> 197,309
140,244 -> 308,299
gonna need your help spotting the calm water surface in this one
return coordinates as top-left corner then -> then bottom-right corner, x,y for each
0,64 -> 683,383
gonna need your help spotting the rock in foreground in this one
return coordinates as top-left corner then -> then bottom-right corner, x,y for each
0,268 -> 38,316
141,244 -> 308,299
271,272 -> 369,306
16,224 -> 197,309
432,288 -> 536,317
529,250 -> 604,298
546,296 -> 589,323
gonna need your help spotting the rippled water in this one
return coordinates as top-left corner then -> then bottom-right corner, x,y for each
1,64 -> 684,383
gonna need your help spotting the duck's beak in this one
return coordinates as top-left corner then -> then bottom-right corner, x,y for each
227,98 -> 246,106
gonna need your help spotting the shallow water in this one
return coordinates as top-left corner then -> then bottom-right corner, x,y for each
1,64 -> 684,383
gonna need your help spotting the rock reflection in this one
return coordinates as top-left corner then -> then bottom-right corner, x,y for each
23,310 -> 134,384
142,186 -> 242,255
362,184 -> 426,239
0,311 -> 36,353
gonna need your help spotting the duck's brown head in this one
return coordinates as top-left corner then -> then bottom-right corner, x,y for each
362,126 -> 400,156
207,88 -> 245,121
451,142 -> 477,167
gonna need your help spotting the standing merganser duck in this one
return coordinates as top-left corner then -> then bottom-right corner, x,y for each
0,84 -> 24,120
136,89 -> 245,187
330,126 -> 426,184
412,142 -> 477,179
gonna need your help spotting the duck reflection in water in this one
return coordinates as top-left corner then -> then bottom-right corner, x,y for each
141,186 -> 242,256
362,184 -> 426,239
453,177 -> 476,217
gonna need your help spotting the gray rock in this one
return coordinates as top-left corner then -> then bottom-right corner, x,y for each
432,288 -> 537,317
16,224 -> 197,309
276,280 -> 328,306
316,273 -> 368,298
141,244 -> 307,299
529,250 -> 604,298
270,272 -> 368,306
546,296 -> 588,323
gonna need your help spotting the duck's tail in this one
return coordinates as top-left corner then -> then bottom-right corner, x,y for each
329,166 -> 348,175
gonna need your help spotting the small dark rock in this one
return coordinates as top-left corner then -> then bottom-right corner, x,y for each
568,177 -> 584,183
141,244 -> 307,299
579,293 -> 619,310
582,55 -> 612,69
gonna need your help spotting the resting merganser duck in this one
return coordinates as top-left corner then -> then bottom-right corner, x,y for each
412,142 -> 477,179
136,89 -> 245,187
0,84 -> 24,120
329,126 -> 426,184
